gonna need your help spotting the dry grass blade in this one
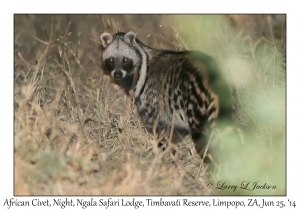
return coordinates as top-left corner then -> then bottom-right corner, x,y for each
14,14 -> 285,195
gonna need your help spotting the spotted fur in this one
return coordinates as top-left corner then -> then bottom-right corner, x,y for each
100,31 -> 235,158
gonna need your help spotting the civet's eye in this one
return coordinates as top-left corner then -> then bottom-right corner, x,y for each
123,57 -> 128,63
109,58 -> 114,63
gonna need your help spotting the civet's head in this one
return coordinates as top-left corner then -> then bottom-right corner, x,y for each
100,31 -> 140,80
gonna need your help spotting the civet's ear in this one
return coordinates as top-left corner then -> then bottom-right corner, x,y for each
100,33 -> 113,48
124,31 -> 136,46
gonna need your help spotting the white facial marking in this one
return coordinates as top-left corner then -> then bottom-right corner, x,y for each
111,70 -> 115,78
111,69 -> 127,79
121,69 -> 126,78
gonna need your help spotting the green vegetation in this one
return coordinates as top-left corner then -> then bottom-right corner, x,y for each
14,15 -> 285,195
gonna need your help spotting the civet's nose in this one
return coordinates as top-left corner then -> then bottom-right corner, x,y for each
112,69 -> 126,80
113,70 -> 123,80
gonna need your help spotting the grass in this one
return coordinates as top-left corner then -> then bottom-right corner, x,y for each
14,14 -> 286,195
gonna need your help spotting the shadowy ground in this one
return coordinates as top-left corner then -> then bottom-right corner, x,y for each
14,14 -> 285,195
